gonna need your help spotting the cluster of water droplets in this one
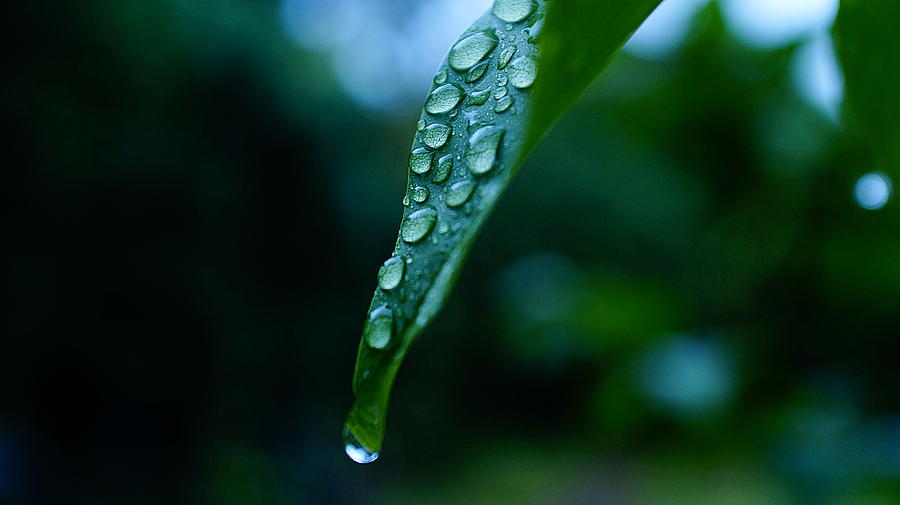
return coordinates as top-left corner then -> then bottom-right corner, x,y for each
344,0 -> 543,465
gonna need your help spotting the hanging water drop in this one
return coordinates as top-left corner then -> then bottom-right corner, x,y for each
343,426 -> 379,464
492,0 -> 537,23
498,46 -> 517,69
465,126 -> 505,175
416,119 -> 426,131
495,95 -> 513,113
433,154 -> 453,184
409,148 -> 434,174
446,180 -> 476,208
411,185 -> 430,203
401,207 -> 438,243
508,56 -> 537,89
425,84 -> 464,115
422,123 -> 452,150
448,31 -> 498,72
378,256 -> 405,290
365,304 -> 393,349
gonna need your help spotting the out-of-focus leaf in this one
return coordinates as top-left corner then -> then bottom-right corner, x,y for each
835,0 -> 900,173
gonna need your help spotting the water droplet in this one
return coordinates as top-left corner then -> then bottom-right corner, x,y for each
365,304 -> 393,349
496,74 -> 509,86
434,69 -> 448,85
422,123 -> 452,150
464,65 -> 487,85
464,88 -> 491,107
446,180 -> 476,208
409,148 -> 433,174
416,119 -> 426,131
411,185 -> 429,203
344,426 -> 379,464
433,154 -> 453,184
492,0 -> 537,23
498,46 -> 517,69
493,86 -> 508,99
438,222 -> 450,234
401,207 -> 438,243
466,126 -> 505,175
449,31 -> 498,72
378,257 -> 404,290
425,84 -> 464,115
402,194 -> 410,206
494,95 -> 513,113
508,56 -> 537,89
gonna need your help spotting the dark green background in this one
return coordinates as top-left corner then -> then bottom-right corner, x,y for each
4,1 -> 898,504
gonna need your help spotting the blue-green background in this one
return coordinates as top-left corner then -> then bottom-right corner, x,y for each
4,1 -> 898,504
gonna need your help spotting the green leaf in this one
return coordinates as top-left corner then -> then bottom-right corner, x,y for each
343,0 -> 662,462
835,0 -> 900,174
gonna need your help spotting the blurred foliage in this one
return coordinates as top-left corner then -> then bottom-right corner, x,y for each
3,1 -> 898,505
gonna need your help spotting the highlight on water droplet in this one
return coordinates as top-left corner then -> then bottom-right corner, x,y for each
422,123 -> 452,150
446,180 -> 476,208
425,84 -> 464,115
401,207 -> 438,243
409,147 -> 434,174
492,0 -> 537,23
508,56 -> 537,89
449,30 -> 499,72
433,154 -> 454,184
466,126 -> 505,175
411,185 -> 430,203
343,426 -> 380,464
378,256 -> 405,291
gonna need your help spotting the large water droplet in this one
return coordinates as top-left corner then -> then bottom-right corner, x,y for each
365,304 -> 393,349
409,148 -> 433,174
498,46 -> 517,69
449,31 -> 498,72
422,123 -> 452,150
465,88 -> 491,107
465,62 -> 489,83
508,56 -> 537,89
466,126 -> 505,175
411,185 -> 430,203
446,180 -> 476,208
425,84 -> 464,115
401,207 -> 438,243
343,426 -> 379,464
378,256 -> 404,290
433,154 -> 453,184
492,0 -> 537,23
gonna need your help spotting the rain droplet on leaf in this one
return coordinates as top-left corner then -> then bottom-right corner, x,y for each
449,31 -> 498,72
